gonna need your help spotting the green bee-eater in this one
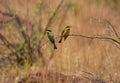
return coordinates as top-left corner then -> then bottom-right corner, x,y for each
59,26 -> 72,43
46,29 -> 57,49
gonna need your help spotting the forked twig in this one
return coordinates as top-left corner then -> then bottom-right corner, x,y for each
91,18 -> 119,38
36,0 -> 64,63
70,34 -> 120,44
105,20 -> 119,38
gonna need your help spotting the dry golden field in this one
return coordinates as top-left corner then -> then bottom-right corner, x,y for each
0,0 -> 120,83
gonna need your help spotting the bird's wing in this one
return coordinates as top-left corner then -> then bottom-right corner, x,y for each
61,28 -> 65,35
48,33 -> 55,43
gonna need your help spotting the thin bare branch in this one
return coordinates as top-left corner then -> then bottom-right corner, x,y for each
0,17 -> 15,24
70,34 -> 120,44
58,2 -> 70,32
43,0 -> 64,35
109,74 -> 115,83
90,18 -> 119,38
0,10 -> 28,43
104,20 -> 119,38
0,33 -> 15,53
0,10 -> 14,17
36,0 -> 64,64
37,0 -> 44,32
107,39 -> 120,49
15,15 -> 28,43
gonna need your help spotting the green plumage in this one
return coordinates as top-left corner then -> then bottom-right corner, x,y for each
46,30 -> 57,49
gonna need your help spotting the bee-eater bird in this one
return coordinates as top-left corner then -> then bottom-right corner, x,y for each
59,26 -> 72,43
46,29 -> 57,49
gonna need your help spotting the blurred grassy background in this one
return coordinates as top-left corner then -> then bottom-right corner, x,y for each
0,0 -> 120,83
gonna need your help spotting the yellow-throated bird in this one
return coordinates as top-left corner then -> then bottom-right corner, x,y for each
46,29 -> 57,49
59,26 -> 72,43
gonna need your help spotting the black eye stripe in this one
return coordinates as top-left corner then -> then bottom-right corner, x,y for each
46,30 -> 51,32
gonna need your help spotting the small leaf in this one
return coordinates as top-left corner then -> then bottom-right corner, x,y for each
67,1 -> 80,16
31,34 -> 42,45
9,9 -> 16,15
20,26 -> 27,33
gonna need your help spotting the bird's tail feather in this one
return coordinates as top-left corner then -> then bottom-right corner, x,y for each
54,43 -> 57,49
59,37 -> 62,43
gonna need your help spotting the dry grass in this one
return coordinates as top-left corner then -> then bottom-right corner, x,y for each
0,0 -> 120,83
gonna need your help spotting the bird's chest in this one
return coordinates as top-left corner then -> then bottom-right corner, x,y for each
48,34 -> 54,40
64,30 -> 70,36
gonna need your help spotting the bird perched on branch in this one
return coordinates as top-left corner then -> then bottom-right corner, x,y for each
59,26 -> 72,43
46,29 -> 57,49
